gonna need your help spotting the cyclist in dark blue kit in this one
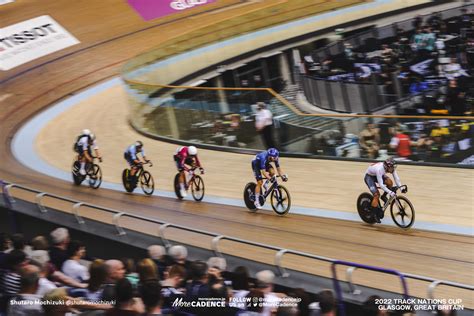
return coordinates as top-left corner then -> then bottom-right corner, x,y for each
251,148 -> 288,209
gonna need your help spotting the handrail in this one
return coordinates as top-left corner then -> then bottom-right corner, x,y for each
1,180 -> 473,304
331,260 -> 410,316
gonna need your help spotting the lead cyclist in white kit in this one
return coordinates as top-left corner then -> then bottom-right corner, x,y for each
364,158 -> 407,223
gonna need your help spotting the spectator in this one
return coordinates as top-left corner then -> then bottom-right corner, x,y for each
390,125 -> 415,160
137,259 -> 159,288
168,245 -> 190,279
236,289 -> 264,316
49,228 -> 70,270
206,257 -> 227,297
102,259 -> 126,301
85,259 -> 108,300
140,280 -> 163,316
106,278 -> 144,316
317,290 -> 336,316
42,288 -> 75,316
160,264 -> 185,309
147,245 -> 167,280
231,266 -> 251,301
289,288 -> 312,316
7,264 -> 44,316
255,102 -> 276,149
30,236 -> 49,251
184,261 -> 211,316
363,295 -> 388,316
276,305 -> 299,316
10,234 -> 28,254
0,233 -> 10,270
122,258 -> 139,290
61,240 -> 89,282
359,122 -> 380,158
28,256 -> 57,297
255,270 -> 282,316
1,250 -> 28,296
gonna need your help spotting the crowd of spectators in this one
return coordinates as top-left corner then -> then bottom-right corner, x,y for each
307,118 -> 473,164
0,229 -> 348,316
303,7 -> 473,115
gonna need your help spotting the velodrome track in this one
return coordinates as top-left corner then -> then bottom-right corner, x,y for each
1,0 -> 472,305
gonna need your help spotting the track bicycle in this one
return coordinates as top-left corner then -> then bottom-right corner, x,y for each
122,161 -> 154,195
173,167 -> 205,201
243,175 -> 291,215
72,157 -> 102,189
356,185 -> 415,229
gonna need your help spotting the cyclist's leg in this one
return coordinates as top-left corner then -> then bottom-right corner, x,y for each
252,161 -> 264,208
78,148 -> 87,175
364,174 -> 380,208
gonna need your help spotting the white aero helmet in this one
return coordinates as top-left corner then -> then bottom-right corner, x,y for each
188,146 -> 197,156
82,129 -> 91,136
90,133 -> 96,141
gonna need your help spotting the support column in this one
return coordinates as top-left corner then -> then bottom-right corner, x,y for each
215,76 -> 230,113
279,52 -> 292,85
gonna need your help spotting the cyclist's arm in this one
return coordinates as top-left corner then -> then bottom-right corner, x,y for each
393,170 -> 402,187
83,148 -> 93,161
94,148 -> 102,160
276,166 -> 283,177
194,155 -> 202,168
261,169 -> 272,180
377,172 -> 392,194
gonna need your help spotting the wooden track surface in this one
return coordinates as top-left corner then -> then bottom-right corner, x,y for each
1,0 -> 472,305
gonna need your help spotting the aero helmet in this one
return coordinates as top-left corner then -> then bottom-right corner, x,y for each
267,148 -> 279,158
188,146 -> 198,156
383,157 -> 397,171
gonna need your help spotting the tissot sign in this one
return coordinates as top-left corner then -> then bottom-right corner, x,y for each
128,0 -> 217,21
0,15 -> 79,71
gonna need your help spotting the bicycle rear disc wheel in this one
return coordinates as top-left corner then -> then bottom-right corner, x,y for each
191,175 -> 205,201
357,193 -> 376,224
140,171 -> 155,196
174,173 -> 183,199
88,164 -> 102,189
390,196 -> 415,229
243,182 -> 257,211
72,160 -> 83,185
122,169 -> 134,193
270,185 -> 291,215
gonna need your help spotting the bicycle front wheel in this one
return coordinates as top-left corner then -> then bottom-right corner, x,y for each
390,196 -> 415,229
270,185 -> 291,215
140,171 -> 155,196
191,175 -> 205,201
88,164 -> 102,189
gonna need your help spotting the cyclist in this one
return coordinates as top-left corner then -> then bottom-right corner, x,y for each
174,146 -> 204,198
251,148 -> 288,209
124,141 -> 150,186
364,158 -> 406,223
74,129 -> 102,176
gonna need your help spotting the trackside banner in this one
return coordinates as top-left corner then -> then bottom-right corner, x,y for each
0,15 -> 80,71
127,0 -> 217,21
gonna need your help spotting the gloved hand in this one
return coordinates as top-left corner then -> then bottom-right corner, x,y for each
269,176 -> 276,183
281,174 -> 288,182
199,167 -> 205,174
401,186 -> 407,193
388,191 -> 396,197
98,157 -> 103,163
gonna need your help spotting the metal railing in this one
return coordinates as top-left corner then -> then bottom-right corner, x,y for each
1,180 -> 473,314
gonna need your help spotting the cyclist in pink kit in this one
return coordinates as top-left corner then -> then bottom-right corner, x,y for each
174,146 -> 204,197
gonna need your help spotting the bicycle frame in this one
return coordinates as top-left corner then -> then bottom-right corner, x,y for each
379,185 -> 407,211
261,177 -> 279,198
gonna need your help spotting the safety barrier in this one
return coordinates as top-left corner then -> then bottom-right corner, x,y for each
1,180 -> 473,315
